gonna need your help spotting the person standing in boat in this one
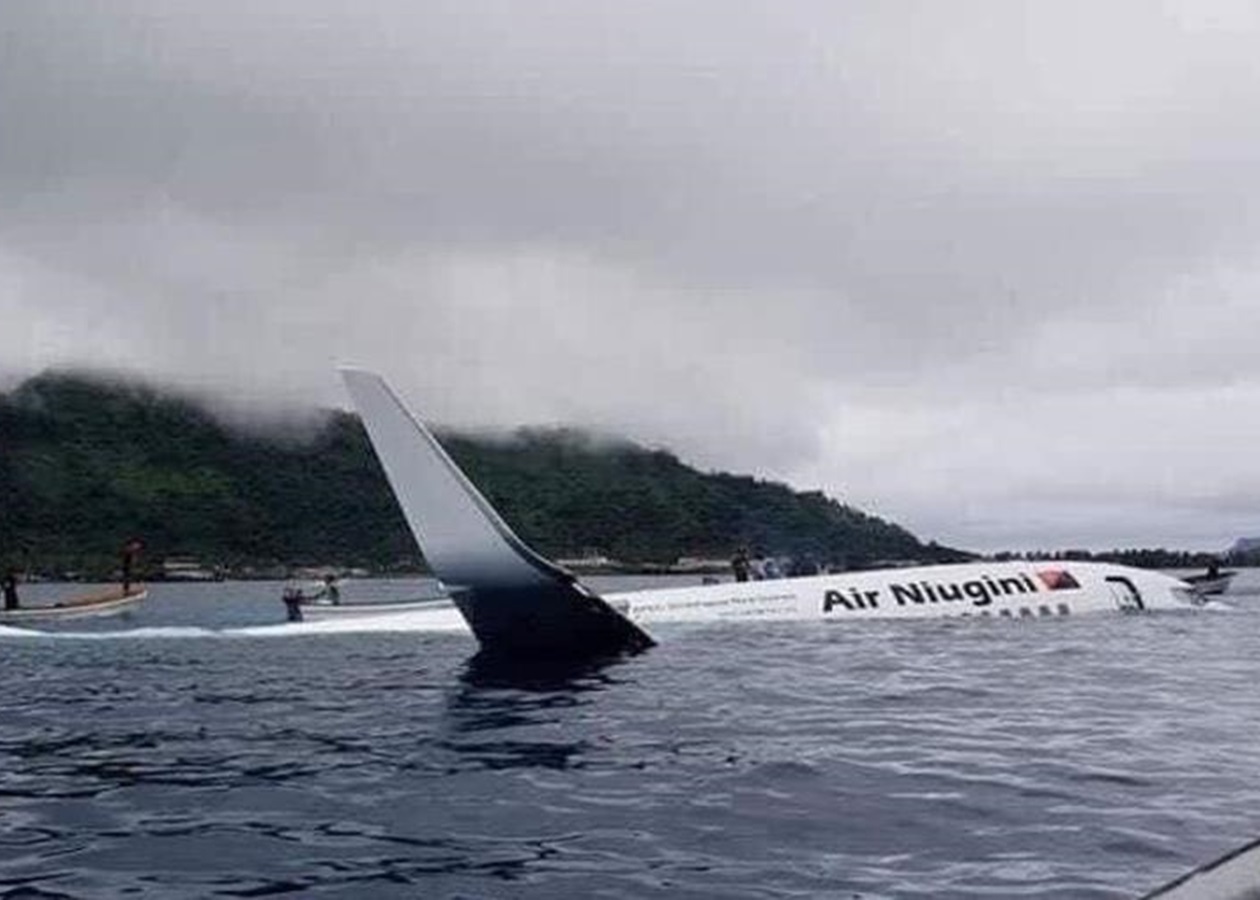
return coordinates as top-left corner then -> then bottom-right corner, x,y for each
323,574 -> 341,605
2,569 -> 19,610
120,538 -> 143,595
731,547 -> 751,583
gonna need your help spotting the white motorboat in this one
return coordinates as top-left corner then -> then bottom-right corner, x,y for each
297,596 -> 452,621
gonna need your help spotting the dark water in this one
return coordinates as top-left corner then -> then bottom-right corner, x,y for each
3,574 -> 1260,898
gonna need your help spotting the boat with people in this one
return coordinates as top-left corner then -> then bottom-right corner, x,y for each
0,586 -> 147,622
1,537 -> 147,623
1183,568 -> 1237,597
279,573 -> 450,623
337,368 -> 1207,659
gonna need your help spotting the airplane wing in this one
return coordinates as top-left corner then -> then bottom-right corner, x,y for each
339,368 -> 654,658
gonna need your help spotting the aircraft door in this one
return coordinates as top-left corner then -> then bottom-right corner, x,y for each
1105,575 -> 1144,612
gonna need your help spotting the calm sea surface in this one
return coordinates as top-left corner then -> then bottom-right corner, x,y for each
2,571 -> 1260,898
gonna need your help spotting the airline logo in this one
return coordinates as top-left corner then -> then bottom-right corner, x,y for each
823,569 -> 1082,613
1036,569 -> 1080,590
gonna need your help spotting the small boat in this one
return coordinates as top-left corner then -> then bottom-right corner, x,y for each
297,596 -> 452,621
1142,834 -> 1260,898
1184,570 -> 1237,597
0,586 -> 147,622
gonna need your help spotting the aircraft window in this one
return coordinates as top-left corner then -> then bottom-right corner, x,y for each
998,609 -> 1012,617
1057,603 -> 1071,615
1019,607 -> 1033,617
1037,605 -> 1052,616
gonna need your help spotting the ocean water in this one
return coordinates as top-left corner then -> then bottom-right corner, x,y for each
2,572 -> 1260,898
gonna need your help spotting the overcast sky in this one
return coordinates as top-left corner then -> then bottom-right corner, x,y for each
3,1 -> 1259,552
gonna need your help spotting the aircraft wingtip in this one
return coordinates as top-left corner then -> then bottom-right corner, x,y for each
337,367 -> 390,394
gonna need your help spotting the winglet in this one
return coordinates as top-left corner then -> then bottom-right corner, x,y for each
339,368 -> 654,657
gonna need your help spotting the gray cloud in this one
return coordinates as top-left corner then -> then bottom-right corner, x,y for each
3,0 -> 1259,550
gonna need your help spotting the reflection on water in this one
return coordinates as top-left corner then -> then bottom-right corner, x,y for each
459,648 -> 630,692
436,653 -> 630,773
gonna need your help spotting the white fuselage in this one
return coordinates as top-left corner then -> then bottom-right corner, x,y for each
606,560 -> 1196,625
314,561 -> 1197,636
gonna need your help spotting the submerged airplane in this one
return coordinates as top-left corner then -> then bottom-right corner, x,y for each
340,369 -> 1203,659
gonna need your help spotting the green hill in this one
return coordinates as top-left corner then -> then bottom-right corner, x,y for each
0,371 -> 965,578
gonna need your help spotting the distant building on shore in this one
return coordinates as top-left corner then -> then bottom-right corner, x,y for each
160,558 -> 221,581
555,553 -> 619,571
671,556 -> 732,574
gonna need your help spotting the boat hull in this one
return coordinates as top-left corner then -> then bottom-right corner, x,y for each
297,598 -> 452,621
0,588 -> 147,622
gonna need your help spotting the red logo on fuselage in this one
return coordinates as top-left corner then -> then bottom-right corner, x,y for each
1036,569 -> 1081,591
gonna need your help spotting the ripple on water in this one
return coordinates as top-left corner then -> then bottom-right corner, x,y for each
4,585 -> 1260,897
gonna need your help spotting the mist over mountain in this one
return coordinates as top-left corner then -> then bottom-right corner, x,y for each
0,372 -> 956,577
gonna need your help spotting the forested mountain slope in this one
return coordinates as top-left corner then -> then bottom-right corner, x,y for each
0,372 -> 960,576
